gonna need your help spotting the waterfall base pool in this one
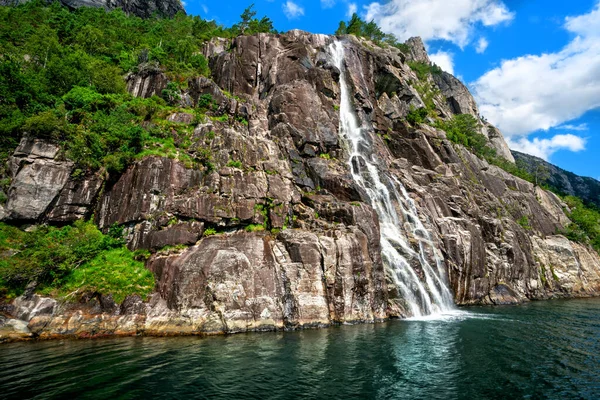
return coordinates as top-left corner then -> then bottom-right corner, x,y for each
2,298 -> 600,399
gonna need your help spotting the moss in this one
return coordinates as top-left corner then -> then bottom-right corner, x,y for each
245,224 -> 265,232
227,159 -> 243,169
203,227 -> 218,236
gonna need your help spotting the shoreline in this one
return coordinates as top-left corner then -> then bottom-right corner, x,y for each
3,293 -> 599,345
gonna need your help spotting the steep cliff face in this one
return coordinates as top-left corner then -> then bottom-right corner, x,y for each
0,0 -> 184,18
2,31 -> 600,341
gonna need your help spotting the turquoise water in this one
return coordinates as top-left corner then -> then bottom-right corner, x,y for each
1,298 -> 600,399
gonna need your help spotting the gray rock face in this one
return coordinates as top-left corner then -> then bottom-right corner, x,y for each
433,71 -> 479,116
0,0 -> 185,18
126,67 -> 168,99
3,138 -> 101,223
5,138 -> 73,221
432,71 -> 515,163
13,294 -> 57,321
405,37 -> 430,64
3,31 -> 600,340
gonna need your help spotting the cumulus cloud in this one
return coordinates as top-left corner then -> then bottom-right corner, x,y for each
282,1 -> 305,19
430,51 -> 454,74
346,3 -> 357,17
364,0 -> 513,47
321,0 -> 335,8
556,123 -> 589,131
472,2 -> 600,138
508,134 -> 586,160
476,37 -> 489,53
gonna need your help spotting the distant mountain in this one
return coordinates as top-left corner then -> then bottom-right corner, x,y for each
512,150 -> 600,208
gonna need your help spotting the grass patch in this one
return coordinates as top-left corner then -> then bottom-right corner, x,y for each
47,248 -> 154,303
0,221 -> 154,302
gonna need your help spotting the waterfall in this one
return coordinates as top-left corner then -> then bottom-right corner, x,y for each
330,41 -> 455,317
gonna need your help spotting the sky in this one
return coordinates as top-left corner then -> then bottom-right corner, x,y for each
184,0 -> 600,180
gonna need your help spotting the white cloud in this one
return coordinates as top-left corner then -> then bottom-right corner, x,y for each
201,4 -> 208,14
282,1 -> 305,19
364,0 -> 513,47
321,0 -> 336,9
430,51 -> 454,74
473,2 -> 600,137
476,37 -> 489,53
556,123 -> 589,131
347,3 -> 357,17
508,134 -> 586,160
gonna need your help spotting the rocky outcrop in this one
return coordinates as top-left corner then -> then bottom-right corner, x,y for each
0,0 -> 185,18
4,137 -> 101,222
2,31 -> 600,340
126,63 -> 169,99
513,150 -> 600,208
5,138 -> 73,221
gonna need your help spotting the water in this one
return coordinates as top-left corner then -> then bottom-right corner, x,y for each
2,298 -> 600,399
330,41 -> 454,317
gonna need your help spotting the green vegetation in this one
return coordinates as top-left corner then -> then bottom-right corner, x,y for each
408,61 -> 442,80
0,221 -> 153,301
436,114 -> 495,159
203,227 -> 218,236
561,196 -> 600,252
0,1 -> 275,173
517,216 -> 532,231
245,224 -> 265,232
406,107 -> 429,125
52,248 -> 154,303
335,13 -> 409,53
227,159 -> 243,169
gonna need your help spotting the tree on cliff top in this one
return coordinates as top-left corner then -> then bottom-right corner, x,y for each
335,13 -> 408,52
232,4 -> 276,36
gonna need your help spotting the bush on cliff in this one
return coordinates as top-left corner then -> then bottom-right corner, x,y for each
335,13 -> 409,52
0,221 -> 155,301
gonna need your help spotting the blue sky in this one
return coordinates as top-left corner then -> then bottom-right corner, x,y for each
184,0 -> 600,180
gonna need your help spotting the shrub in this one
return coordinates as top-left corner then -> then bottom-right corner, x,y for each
203,227 -> 217,236
227,159 -> 243,169
54,248 -> 154,303
0,221 -> 153,301
197,94 -> 216,110
517,216 -> 532,231
245,224 -> 265,232
406,107 -> 429,125
408,61 -> 432,81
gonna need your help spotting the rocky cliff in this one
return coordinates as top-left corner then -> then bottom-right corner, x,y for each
2,31 -> 600,341
512,150 -> 600,208
0,0 -> 184,18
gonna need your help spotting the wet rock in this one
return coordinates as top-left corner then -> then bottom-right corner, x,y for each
0,316 -> 32,342
13,294 -> 57,321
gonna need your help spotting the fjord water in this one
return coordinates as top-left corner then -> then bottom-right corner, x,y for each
330,41 -> 454,317
2,298 -> 600,399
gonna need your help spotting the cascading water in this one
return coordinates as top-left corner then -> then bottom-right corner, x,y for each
330,40 -> 455,317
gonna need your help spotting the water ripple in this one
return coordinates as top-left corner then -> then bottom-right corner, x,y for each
1,298 -> 600,399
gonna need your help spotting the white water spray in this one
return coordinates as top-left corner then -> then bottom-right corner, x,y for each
330,41 -> 455,317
